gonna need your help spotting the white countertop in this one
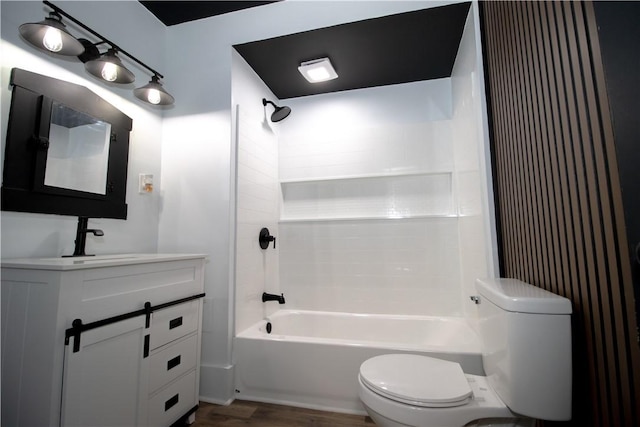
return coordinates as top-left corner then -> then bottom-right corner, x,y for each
1,253 -> 207,271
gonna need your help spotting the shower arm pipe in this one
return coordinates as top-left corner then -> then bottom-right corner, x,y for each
43,0 -> 164,80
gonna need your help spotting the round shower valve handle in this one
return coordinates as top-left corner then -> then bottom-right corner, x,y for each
259,227 -> 276,250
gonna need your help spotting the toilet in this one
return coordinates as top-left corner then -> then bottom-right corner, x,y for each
358,278 -> 572,427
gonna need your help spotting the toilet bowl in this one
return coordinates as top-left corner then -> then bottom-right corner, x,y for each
358,354 -> 516,427
357,278 -> 573,427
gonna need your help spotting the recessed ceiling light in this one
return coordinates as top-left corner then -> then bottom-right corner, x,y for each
298,57 -> 338,83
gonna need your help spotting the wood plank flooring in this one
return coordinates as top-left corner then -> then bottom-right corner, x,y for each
192,400 -> 376,426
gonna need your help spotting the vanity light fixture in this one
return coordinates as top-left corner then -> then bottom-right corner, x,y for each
134,75 -> 175,105
19,1 -> 174,105
298,57 -> 338,83
84,48 -> 135,84
19,11 -> 85,56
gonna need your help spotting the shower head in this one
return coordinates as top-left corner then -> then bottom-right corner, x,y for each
262,98 -> 291,122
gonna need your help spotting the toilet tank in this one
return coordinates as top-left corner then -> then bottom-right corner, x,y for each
475,278 -> 572,421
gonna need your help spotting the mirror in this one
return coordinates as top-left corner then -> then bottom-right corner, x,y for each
2,68 -> 132,219
45,102 -> 111,195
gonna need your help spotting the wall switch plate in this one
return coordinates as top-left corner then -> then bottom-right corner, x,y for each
139,174 -> 153,194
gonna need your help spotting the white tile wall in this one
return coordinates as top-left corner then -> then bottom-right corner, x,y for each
279,218 -> 463,315
235,106 -> 280,334
280,121 -> 453,181
276,80 -> 471,316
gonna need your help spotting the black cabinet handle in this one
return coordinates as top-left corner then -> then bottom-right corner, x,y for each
167,355 -> 181,371
165,393 -> 179,411
143,335 -> 150,358
169,316 -> 183,330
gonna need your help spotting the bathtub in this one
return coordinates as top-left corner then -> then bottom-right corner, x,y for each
233,310 -> 483,414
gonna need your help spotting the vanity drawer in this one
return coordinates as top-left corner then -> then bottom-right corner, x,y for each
149,333 -> 197,393
150,300 -> 199,350
148,370 -> 197,427
79,258 -> 204,324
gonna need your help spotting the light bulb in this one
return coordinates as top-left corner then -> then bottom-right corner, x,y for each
42,27 -> 63,52
307,67 -> 331,82
147,89 -> 161,105
101,62 -> 118,82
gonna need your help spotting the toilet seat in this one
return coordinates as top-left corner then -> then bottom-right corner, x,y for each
359,354 -> 473,408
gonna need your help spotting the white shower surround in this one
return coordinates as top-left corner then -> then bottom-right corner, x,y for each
277,79 -> 469,315
232,61 -> 477,329
233,0 -> 493,327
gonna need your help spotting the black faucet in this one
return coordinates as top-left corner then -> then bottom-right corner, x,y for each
67,216 -> 104,257
262,292 -> 285,304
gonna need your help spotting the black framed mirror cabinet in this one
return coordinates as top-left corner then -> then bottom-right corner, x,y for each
2,68 -> 132,219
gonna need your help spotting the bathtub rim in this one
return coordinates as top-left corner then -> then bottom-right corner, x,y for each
236,308 -> 482,356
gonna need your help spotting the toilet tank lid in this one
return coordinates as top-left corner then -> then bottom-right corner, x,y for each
476,278 -> 572,314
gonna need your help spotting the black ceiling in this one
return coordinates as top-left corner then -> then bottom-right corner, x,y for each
140,1 -> 280,26
234,2 -> 471,99
139,1 -> 471,100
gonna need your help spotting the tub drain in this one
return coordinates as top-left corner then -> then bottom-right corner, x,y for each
266,321 -> 272,334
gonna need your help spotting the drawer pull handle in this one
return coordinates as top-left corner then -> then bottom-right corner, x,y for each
169,316 -> 183,330
167,355 -> 181,371
165,393 -> 179,411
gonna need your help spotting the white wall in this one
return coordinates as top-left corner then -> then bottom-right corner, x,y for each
0,1 -> 166,258
158,0 -> 456,404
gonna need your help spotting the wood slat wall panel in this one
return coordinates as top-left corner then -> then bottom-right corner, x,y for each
480,1 -> 640,426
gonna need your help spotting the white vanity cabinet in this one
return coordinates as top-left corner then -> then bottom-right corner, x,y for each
1,254 -> 206,427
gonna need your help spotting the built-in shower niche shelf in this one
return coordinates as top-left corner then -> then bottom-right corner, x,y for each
278,214 -> 458,223
280,171 -> 455,221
